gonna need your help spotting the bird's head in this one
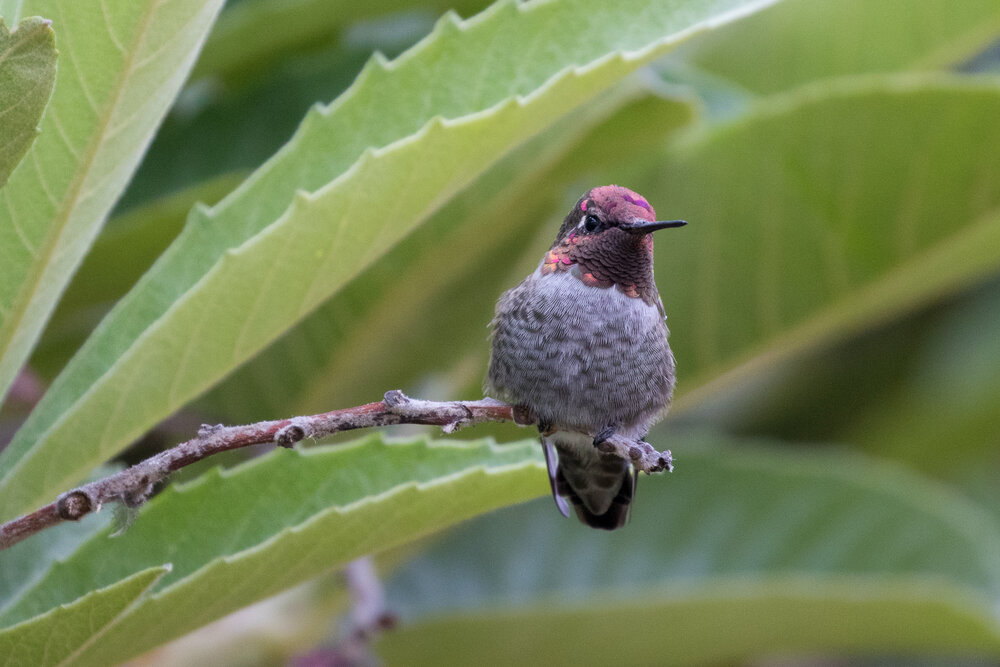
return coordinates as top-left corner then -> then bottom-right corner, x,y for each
553,185 -> 685,247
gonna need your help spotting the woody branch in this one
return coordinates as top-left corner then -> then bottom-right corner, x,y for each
0,390 -> 672,551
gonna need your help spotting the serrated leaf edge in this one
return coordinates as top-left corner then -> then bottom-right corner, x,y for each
0,565 -> 170,666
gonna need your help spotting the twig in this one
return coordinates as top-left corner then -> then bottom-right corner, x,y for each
291,557 -> 396,667
597,433 -> 674,473
0,390 -> 672,551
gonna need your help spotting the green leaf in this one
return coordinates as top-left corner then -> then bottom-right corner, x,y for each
0,566 -> 167,667
0,504 -> 110,613
192,0 -> 494,83
29,174 -> 244,381
120,43 -> 369,210
0,0 -> 779,521
0,16 -> 56,188
382,581 -> 1000,665
667,0 -> 1000,95
0,464 -> 117,612
379,434 -> 1000,664
0,0 -> 226,405
126,5 -> 495,210
841,269 -> 1000,469
0,2 -> 24,25
638,76 -> 1000,410
130,576 -> 351,666
0,435 -> 545,665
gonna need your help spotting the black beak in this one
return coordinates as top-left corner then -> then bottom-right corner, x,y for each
623,219 -> 687,234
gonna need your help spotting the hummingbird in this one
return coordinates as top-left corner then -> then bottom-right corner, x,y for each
486,185 -> 684,530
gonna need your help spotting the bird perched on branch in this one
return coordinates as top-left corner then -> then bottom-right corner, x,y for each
487,185 -> 684,530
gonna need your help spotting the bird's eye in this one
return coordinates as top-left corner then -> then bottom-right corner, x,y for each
583,214 -> 600,232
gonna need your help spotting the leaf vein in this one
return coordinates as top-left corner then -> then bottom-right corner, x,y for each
58,24 -> 101,114
5,195 -> 38,257
100,0 -> 127,54
166,306 -> 210,407
48,109 -> 83,161
0,88 -> 35,121
30,151 -> 58,208
134,0 -> 206,71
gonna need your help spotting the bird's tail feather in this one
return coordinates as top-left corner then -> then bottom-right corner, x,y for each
543,434 -> 636,531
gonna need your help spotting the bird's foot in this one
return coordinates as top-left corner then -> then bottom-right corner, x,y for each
593,429 -> 674,474
593,424 -> 618,449
512,404 -> 538,428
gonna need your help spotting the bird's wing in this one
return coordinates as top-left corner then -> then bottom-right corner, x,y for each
542,437 -> 571,518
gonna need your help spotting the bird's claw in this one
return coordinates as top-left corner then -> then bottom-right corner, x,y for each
593,425 -> 617,448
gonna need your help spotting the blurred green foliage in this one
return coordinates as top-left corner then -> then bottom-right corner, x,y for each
1,0 -> 1000,664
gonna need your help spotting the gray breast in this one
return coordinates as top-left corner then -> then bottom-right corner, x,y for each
487,269 -> 675,436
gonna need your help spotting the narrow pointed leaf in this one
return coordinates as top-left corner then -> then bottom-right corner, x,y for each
0,0 -> 226,404
0,566 -> 168,667
0,435 -> 545,665
0,505 -> 110,614
0,465 -> 117,613
29,175 -> 243,380
0,0 -> 779,520
0,16 -> 56,188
